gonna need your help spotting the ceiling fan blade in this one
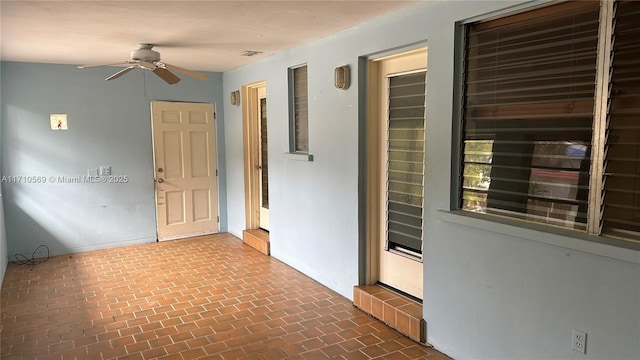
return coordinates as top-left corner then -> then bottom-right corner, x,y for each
78,63 -> 130,69
163,63 -> 208,81
138,60 -> 157,70
105,66 -> 135,81
152,67 -> 181,84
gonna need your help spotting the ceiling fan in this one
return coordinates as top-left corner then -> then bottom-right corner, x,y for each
78,44 -> 208,84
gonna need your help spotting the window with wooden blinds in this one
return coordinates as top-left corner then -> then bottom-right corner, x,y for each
602,0 -> 640,239
460,1 -> 600,230
386,71 -> 427,255
290,65 -> 309,153
457,0 -> 640,245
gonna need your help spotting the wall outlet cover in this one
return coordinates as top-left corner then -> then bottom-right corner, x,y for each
572,328 -> 587,354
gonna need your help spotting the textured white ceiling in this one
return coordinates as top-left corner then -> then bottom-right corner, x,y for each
0,0 -> 418,72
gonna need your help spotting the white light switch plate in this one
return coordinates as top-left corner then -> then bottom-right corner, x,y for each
50,114 -> 68,130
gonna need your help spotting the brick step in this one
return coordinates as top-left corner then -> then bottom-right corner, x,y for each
242,229 -> 270,255
353,285 -> 425,344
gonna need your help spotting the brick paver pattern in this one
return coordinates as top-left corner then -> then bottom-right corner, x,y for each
1,233 -> 450,359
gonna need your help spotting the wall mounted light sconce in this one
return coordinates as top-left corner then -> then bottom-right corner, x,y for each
230,90 -> 241,106
334,65 -> 350,90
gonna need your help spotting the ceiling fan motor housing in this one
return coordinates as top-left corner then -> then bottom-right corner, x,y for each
130,44 -> 160,62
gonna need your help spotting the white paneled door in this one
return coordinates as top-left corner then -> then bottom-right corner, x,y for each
151,101 -> 219,241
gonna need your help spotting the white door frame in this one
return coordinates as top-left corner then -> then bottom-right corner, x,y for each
365,48 -> 427,299
242,81 -> 267,230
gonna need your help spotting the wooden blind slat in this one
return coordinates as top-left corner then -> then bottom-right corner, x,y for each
472,1 -> 599,30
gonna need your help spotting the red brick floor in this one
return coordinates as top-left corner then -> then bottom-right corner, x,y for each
0,233 -> 451,359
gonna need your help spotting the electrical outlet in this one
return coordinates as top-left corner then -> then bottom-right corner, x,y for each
572,328 -> 587,354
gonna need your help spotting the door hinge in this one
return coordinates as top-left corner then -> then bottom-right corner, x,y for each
216,169 -> 218,176
217,216 -> 219,223
214,112 -> 216,120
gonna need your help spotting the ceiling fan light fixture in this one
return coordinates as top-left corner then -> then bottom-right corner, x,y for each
130,44 -> 161,63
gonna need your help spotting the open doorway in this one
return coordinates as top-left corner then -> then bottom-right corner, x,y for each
242,81 -> 270,255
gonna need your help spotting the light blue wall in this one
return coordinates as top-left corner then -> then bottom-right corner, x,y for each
0,62 -> 226,258
223,1 -> 640,359
223,34 -> 363,299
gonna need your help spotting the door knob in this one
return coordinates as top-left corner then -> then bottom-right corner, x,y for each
157,178 -> 164,183
256,165 -> 262,170
157,167 -> 164,173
